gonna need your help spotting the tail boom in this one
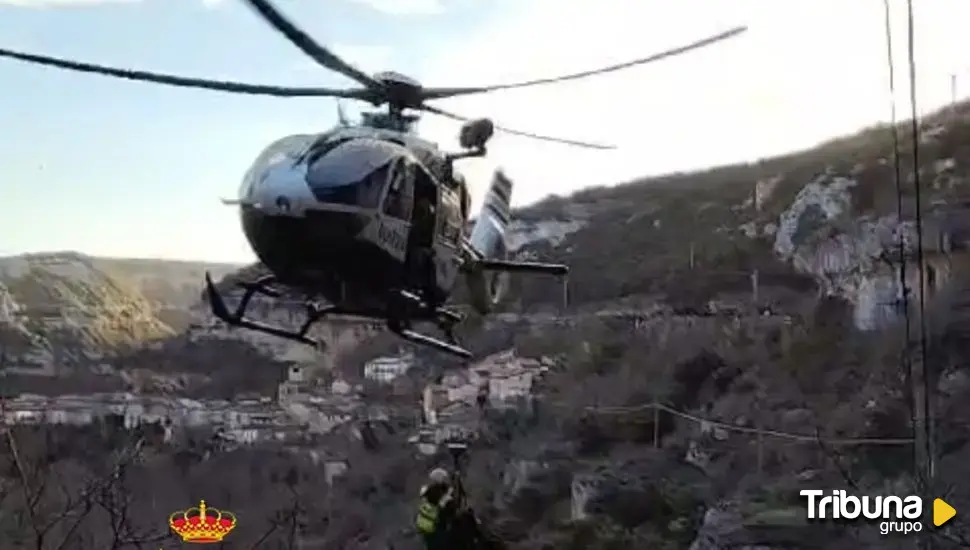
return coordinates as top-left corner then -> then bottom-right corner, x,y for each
464,170 -> 569,314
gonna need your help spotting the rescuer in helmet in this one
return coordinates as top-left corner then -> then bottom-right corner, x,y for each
415,466 -> 504,550
415,467 -> 458,550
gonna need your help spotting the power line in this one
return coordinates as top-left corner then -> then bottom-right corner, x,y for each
903,0 -> 934,484
881,0 -> 935,547
903,10 -> 937,538
881,0 -> 918,456
573,401 -> 914,445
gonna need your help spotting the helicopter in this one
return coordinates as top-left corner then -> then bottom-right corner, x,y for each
0,0 -> 747,358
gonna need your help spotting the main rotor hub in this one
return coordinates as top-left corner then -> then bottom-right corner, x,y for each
373,71 -> 424,110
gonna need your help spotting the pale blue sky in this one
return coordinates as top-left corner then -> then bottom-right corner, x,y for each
2,0 -> 968,263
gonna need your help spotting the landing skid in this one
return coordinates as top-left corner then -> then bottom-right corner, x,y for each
389,290 -> 471,358
202,273 -> 472,358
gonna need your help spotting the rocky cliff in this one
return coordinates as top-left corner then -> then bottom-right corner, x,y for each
505,100 -> 970,322
92,257 -> 238,330
0,251 -> 379,394
0,252 -> 177,372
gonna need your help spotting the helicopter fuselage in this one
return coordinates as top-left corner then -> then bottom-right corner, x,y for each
204,122 -> 563,359
240,205 -> 405,309
235,127 -> 467,312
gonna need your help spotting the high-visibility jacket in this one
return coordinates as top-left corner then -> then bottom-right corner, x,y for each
415,499 -> 439,535
415,484 -> 454,535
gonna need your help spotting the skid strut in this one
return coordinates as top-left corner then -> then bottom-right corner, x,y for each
203,272 -> 336,349
387,289 -> 472,358
203,272 -> 474,359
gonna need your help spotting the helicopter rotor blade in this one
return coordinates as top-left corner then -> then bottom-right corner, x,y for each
421,104 -> 616,150
0,47 -> 374,99
242,0 -> 384,96
420,26 -> 747,101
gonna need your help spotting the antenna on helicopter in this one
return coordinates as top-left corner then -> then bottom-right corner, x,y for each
336,101 -> 351,127
0,0 -> 747,149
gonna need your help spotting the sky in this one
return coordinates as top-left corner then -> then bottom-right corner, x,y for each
1,0 -> 969,263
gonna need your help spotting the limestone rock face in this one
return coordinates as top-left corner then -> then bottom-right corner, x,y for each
0,253 -> 382,380
0,252 -> 174,371
772,173 -> 950,330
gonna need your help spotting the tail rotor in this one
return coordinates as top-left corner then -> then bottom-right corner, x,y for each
464,170 -> 568,314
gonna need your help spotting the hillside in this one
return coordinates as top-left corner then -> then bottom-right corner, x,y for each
92,257 -> 238,305
92,256 -> 238,329
0,253 -> 245,379
0,252 -> 176,370
505,100 -> 970,313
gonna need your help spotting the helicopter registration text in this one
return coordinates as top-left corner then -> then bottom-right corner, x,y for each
377,220 -> 407,255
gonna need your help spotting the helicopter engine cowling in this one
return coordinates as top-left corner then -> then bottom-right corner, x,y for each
466,169 -> 513,314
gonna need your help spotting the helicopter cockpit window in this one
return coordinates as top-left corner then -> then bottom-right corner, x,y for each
240,134 -> 316,200
308,163 -> 388,208
382,165 -> 413,220
302,137 -> 354,166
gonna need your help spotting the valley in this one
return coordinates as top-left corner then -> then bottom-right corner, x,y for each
4,100 -> 970,549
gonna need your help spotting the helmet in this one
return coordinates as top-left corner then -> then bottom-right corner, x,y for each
428,468 -> 450,484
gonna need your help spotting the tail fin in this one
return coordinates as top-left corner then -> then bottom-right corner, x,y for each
469,169 -> 512,259
466,170 -> 513,313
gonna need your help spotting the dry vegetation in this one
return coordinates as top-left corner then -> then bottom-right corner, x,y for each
433,293 -> 970,550
506,100 -> 970,310
0,419 -> 387,549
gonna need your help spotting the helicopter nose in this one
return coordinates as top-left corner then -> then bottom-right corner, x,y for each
241,204 -> 368,281
250,162 -> 317,216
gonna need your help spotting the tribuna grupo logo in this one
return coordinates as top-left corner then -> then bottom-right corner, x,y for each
169,499 -> 238,543
801,490 -> 923,535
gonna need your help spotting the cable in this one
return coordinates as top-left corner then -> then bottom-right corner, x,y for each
882,0 -> 920,484
881,0 -> 911,356
523,399 -> 915,445
903,0 -> 934,485
886,4 -> 935,549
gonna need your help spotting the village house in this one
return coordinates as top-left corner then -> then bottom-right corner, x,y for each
278,364 -> 311,406
307,406 -> 354,434
43,395 -> 98,425
331,378 -> 354,395
169,398 -> 219,427
363,352 -> 414,383
1,385 -> 373,448
224,402 -> 287,444
422,377 -> 450,425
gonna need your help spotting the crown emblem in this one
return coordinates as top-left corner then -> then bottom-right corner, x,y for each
169,500 -> 237,544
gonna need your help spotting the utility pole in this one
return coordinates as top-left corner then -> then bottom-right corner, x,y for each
897,241 -> 933,550
910,313 -> 934,550
751,181 -> 761,307
951,73 -> 958,119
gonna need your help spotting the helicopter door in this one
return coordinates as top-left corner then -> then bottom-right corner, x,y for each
410,167 -> 436,247
381,162 -> 414,222
403,166 -> 442,298
432,187 -> 463,293
377,159 -> 414,261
